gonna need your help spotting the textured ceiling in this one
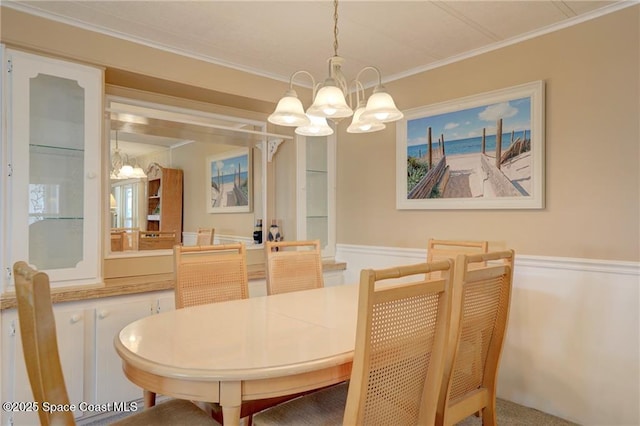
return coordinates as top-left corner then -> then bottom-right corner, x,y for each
3,0 -> 630,87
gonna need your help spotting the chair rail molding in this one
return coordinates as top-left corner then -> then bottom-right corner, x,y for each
336,244 -> 640,277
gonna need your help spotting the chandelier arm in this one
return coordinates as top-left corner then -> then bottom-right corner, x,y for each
355,66 -> 384,88
347,79 -> 366,109
289,70 -> 318,100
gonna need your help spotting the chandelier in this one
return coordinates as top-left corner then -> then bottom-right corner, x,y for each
110,131 -> 147,179
268,0 -> 403,136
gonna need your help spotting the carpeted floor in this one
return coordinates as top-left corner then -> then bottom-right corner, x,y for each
457,398 -> 577,425
80,396 -> 577,426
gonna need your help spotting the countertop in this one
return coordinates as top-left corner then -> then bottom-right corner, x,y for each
0,260 -> 346,310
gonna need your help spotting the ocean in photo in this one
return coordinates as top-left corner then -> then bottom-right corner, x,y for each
407,131 -> 529,158
211,170 -> 248,185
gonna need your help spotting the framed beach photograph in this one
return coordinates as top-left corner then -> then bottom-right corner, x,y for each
396,80 -> 545,210
206,148 -> 252,213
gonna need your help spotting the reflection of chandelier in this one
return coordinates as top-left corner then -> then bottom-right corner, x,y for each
110,131 -> 147,179
268,0 -> 403,136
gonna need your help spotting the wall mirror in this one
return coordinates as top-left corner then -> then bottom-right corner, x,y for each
106,97 -> 277,255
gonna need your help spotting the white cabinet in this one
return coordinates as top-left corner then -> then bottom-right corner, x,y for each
0,291 -> 174,424
1,303 -> 86,425
296,134 -> 336,258
93,297 -> 156,404
1,47 -> 103,289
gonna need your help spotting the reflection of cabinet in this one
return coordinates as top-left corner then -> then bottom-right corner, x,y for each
146,163 -> 183,243
2,47 -> 102,288
296,134 -> 336,258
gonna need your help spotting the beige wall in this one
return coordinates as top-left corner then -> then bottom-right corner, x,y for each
336,6 -> 639,261
2,5 -> 637,262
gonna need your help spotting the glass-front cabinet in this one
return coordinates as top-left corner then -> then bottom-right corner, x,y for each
2,47 -> 103,288
296,134 -> 336,258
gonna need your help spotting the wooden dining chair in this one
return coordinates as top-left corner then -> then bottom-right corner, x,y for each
111,227 -> 139,251
427,239 -> 489,280
265,240 -> 323,295
173,243 -> 306,425
253,259 -> 455,426
436,250 -> 515,426
138,230 -> 177,250
427,238 -> 489,262
174,243 -> 249,309
12,261 -> 216,426
196,227 -> 215,245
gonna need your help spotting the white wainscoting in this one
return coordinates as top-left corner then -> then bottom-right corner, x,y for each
336,244 -> 640,426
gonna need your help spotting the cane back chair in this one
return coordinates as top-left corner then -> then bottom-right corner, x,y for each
436,250 -> 515,426
174,243 -> 249,309
13,261 -> 215,426
254,259 -> 455,425
265,240 -> 323,295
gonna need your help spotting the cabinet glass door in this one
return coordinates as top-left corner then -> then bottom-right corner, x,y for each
28,74 -> 85,270
296,134 -> 336,257
6,49 -> 101,286
305,137 -> 329,246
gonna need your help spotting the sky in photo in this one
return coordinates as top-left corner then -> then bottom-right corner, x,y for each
407,97 -> 531,147
211,153 -> 249,177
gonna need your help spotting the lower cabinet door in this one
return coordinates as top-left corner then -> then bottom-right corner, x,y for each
94,298 -> 154,404
1,304 -> 85,425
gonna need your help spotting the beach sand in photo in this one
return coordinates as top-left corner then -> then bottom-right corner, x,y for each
500,151 -> 532,195
443,151 -> 531,198
443,153 -> 489,198
210,180 -> 238,208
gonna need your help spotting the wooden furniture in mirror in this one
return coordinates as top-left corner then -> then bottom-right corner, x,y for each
146,163 -> 183,244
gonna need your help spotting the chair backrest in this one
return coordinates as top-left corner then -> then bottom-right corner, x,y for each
427,239 -> 489,279
111,227 -> 139,251
437,250 -> 515,425
343,260 -> 454,426
139,230 -> 177,250
265,240 -> 323,295
13,261 -> 76,426
427,238 -> 489,263
174,243 -> 249,309
196,228 -> 215,245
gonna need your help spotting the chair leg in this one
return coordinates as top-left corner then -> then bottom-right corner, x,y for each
482,398 -> 497,426
144,390 -> 156,409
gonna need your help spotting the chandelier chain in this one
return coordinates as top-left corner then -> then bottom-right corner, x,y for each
267,0 -> 402,133
333,0 -> 339,57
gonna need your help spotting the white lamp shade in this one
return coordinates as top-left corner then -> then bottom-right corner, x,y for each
131,166 -> 147,178
268,89 -> 311,127
361,86 -> 404,123
295,115 -> 334,136
306,79 -> 353,118
347,106 -> 386,134
119,164 -> 134,178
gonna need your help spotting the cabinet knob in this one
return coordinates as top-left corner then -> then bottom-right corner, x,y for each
70,314 -> 82,324
98,310 -> 109,319
87,172 -> 97,179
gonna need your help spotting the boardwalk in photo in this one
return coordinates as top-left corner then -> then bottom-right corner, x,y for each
443,153 -> 491,198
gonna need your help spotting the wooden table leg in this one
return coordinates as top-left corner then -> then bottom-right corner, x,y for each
143,390 -> 156,408
220,381 -> 242,426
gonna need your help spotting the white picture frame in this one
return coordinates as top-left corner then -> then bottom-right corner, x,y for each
396,80 -> 545,210
206,147 -> 252,213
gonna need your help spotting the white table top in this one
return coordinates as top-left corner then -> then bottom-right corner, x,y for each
116,284 -> 359,383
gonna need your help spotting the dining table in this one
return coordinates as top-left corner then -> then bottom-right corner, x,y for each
114,284 -> 359,426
